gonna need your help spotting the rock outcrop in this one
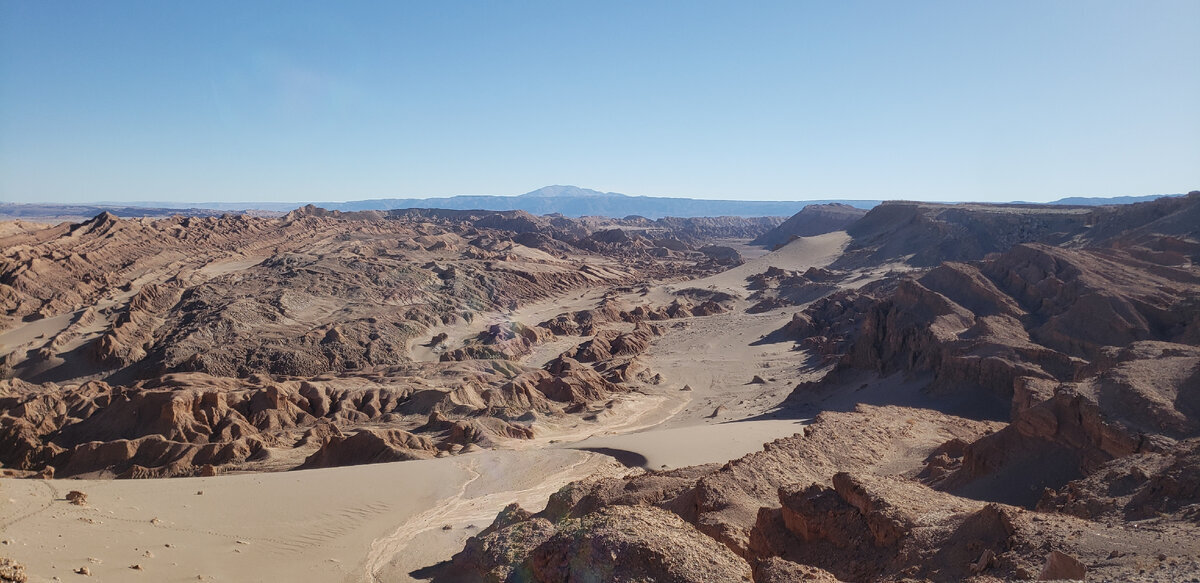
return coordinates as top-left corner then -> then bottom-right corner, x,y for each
442,404 -> 1197,581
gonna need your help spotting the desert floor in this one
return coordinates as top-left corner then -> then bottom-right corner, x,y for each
1,233 -> 858,583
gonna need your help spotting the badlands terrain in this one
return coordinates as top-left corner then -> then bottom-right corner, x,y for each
1,194 -> 1199,582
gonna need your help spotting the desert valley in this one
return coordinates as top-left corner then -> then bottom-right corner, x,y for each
0,192 -> 1198,582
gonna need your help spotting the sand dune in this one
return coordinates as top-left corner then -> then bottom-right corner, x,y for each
675,231 -> 850,294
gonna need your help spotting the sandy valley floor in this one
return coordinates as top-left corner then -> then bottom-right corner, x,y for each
1,233 -> 858,583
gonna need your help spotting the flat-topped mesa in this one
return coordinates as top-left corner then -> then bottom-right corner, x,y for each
828,192 -> 1200,270
834,200 -> 1091,267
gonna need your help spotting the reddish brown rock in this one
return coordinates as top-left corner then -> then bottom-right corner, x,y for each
528,505 -> 752,583
1038,550 -> 1086,581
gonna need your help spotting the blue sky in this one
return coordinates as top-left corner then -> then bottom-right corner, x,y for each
1,1 -> 1197,203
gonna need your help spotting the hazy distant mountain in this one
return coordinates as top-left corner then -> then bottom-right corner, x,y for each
325,186 -> 880,218
1046,193 -> 1186,205
6,186 -> 878,220
517,185 -> 623,198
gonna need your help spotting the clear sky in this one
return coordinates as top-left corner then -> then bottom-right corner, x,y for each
1,1 -> 1197,204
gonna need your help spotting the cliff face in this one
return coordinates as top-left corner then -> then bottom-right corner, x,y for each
792,238 -> 1199,396
777,234 -> 1200,511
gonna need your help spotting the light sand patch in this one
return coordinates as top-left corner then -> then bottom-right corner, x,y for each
0,310 -> 77,351
673,231 -> 850,295
636,308 -> 819,427
197,255 -> 264,277
0,450 -> 617,583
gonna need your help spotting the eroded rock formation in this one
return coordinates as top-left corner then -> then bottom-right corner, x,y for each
0,206 -> 753,476
442,193 -> 1200,582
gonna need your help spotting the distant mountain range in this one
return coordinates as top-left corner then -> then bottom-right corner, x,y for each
318,186 -> 881,218
60,186 -> 880,218
3,186 -> 1191,221
67,186 -> 881,219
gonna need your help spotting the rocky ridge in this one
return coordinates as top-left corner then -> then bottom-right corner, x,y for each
441,193 -> 1200,582
0,209 -> 747,477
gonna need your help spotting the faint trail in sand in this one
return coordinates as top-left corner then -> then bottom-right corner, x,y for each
362,454 -> 611,582
0,480 -> 58,530
362,458 -> 482,582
